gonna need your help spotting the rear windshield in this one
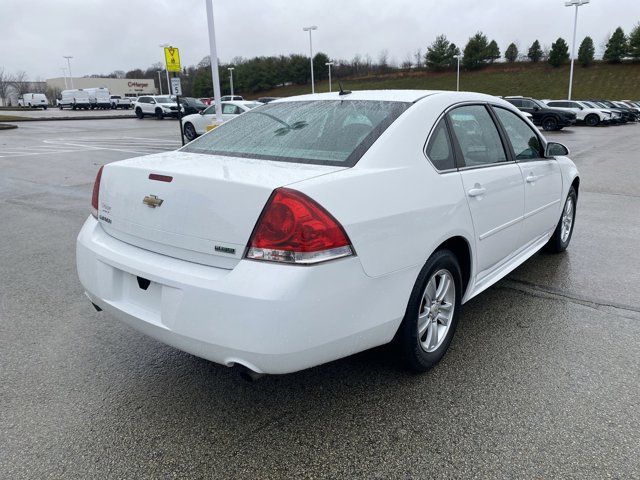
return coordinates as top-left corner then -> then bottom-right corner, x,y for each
181,100 -> 411,166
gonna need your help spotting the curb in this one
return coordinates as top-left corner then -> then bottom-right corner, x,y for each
3,115 -> 136,122
0,123 -> 18,130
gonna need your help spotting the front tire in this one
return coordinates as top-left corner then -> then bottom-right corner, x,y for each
585,114 -> 599,127
155,109 -> 164,120
545,186 -> 577,253
397,250 -> 462,373
184,122 -> 198,141
135,107 -> 144,119
542,116 -> 559,131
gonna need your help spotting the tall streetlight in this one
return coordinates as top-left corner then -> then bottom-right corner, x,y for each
157,70 -> 163,95
303,25 -> 318,93
205,0 -> 223,123
566,0 -> 590,100
454,55 -> 461,91
63,56 -> 74,88
325,62 -> 334,92
60,67 -> 68,89
228,67 -> 235,97
159,43 -> 172,95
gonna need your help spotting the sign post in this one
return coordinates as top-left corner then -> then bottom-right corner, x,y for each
164,47 -> 185,145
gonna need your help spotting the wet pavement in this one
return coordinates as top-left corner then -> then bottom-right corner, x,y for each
1,119 -> 639,478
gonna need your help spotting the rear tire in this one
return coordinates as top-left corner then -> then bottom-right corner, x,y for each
545,187 -> 577,253
585,114 -> 599,127
397,250 -> 462,373
135,107 -> 144,119
542,116 -> 558,131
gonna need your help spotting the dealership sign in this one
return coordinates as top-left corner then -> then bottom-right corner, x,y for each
127,81 -> 150,92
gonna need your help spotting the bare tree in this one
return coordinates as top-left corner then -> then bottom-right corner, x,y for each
414,48 -> 423,69
10,70 -> 30,96
0,67 -> 11,106
377,49 -> 389,72
401,52 -> 413,69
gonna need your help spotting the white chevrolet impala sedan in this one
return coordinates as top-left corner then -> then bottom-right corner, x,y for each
77,90 -> 579,375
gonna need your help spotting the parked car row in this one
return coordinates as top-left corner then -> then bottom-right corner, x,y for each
504,95 -> 640,130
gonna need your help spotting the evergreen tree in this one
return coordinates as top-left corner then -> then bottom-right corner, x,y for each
447,43 -> 461,67
487,40 -> 501,63
425,35 -> 457,71
578,37 -> 595,67
604,27 -> 628,63
629,23 -> 640,59
548,38 -> 570,67
463,32 -> 491,69
528,40 -> 543,62
505,43 -> 519,63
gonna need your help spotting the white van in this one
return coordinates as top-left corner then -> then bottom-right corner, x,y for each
85,87 -> 111,110
58,89 -> 91,110
18,93 -> 49,109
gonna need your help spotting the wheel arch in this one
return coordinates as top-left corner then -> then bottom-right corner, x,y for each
434,236 -> 472,298
571,175 -> 580,197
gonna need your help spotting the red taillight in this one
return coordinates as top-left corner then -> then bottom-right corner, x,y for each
91,166 -> 104,218
246,188 -> 353,264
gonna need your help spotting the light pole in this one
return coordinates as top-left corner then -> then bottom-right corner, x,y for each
228,67 -> 235,97
157,70 -> 163,95
159,43 -> 172,95
303,25 -> 318,93
325,62 -> 334,92
63,56 -> 74,88
566,0 -> 590,100
205,0 -> 223,123
454,55 -> 461,91
60,67 -> 68,89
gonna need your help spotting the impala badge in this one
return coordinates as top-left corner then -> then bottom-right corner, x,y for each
143,195 -> 164,208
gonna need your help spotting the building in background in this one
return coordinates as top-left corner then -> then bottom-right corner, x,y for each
46,77 -> 158,98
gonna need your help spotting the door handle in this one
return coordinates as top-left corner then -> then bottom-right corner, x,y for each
467,186 -> 486,197
526,174 -> 538,183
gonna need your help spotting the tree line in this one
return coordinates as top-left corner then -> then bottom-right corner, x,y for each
2,22 -> 639,103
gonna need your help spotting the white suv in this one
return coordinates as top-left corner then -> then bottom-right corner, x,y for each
543,100 -> 610,127
133,95 -> 182,119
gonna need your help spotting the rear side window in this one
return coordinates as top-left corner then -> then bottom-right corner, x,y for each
425,119 -> 455,171
448,105 -> 507,167
493,107 -> 543,160
182,100 -> 411,166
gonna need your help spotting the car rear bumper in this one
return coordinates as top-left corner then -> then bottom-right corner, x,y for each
76,217 -> 412,374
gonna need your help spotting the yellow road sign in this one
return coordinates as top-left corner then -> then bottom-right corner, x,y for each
164,47 -> 181,72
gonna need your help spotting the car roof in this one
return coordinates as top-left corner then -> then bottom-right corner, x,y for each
274,90 -> 446,103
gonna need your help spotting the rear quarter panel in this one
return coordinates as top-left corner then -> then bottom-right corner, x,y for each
292,94 -> 477,280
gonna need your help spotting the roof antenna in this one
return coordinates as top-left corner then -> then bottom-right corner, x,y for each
338,79 -> 351,96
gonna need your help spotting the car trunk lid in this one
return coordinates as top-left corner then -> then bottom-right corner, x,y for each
98,151 -> 345,269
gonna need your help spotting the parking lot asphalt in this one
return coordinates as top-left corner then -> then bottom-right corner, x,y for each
1,119 -> 639,479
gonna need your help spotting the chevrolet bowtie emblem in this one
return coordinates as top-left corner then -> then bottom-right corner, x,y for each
143,195 -> 164,208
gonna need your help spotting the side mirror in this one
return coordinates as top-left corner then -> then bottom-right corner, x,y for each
546,142 -> 569,157
533,106 -> 540,111
150,100 -> 156,104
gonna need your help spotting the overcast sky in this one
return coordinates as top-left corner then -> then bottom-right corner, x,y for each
3,0 -> 639,79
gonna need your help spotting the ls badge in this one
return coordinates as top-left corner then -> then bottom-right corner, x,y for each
143,195 -> 164,208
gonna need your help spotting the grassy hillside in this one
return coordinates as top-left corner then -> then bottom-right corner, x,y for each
249,62 -> 640,100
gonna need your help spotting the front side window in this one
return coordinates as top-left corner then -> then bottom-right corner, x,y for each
493,107 -> 543,160
447,105 -> 507,167
425,119 -> 455,171
182,100 -> 411,166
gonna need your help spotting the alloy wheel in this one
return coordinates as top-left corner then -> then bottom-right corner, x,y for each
417,269 -> 456,353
